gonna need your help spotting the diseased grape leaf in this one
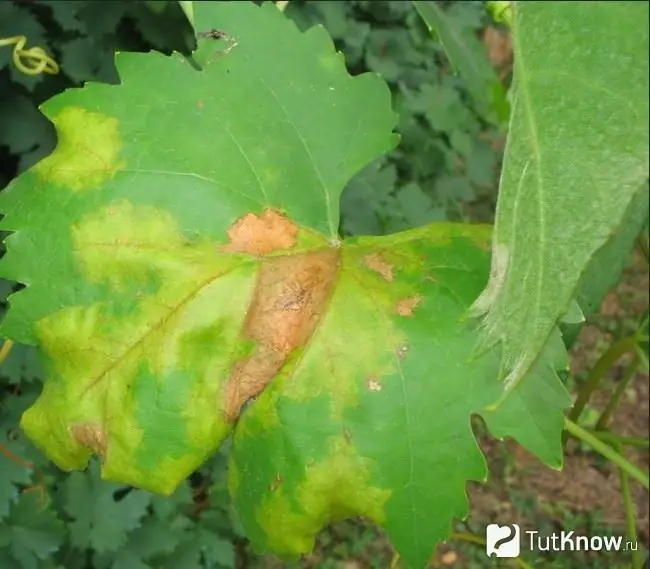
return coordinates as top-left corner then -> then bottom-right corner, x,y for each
470,1 -> 649,403
228,224 -> 570,569
0,2 -> 571,568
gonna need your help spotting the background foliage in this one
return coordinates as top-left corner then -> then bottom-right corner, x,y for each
0,0 -> 196,188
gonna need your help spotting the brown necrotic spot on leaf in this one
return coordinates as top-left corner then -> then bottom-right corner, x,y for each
363,253 -> 393,281
222,209 -> 299,256
396,294 -> 422,317
69,423 -> 107,460
222,249 -> 340,421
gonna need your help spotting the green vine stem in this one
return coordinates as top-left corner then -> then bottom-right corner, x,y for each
0,339 -> 14,366
595,352 -> 640,431
0,36 -> 59,76
565,335 -> 640,443
637,221 -> 649,265
616,441 -> 643,569
637,344 -> 649,374
591,430 -> 649,450
564,418 -> 649,490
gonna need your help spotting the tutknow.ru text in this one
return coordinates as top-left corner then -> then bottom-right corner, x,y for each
525,530 -> 638,552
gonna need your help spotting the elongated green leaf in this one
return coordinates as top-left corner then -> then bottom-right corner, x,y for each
0,2 -> 570,567
562,184 -> 649,348
413,1 -> 509,126
471,1 -> 649,403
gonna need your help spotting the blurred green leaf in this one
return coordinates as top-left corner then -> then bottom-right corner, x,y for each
0,493 -> 65,569
413,1 -> 509,126
64,464 -> 151,553
561,184 -> 649,347
471,2 -> 649,402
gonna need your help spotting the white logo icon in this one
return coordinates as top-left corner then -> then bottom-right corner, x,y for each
486,523 -> 521,557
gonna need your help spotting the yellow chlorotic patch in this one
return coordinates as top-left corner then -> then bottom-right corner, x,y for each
280,257 -> 407,419
26,202 -> 260,488
72,200 -> 234,291
22,302 -> 146,471
34,106 -> 125,192
256,436 -> 391,555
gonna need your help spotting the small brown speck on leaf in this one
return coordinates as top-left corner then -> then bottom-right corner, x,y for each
366,377 -> 382,391
222,249 -> 340,421
270,473 -> 283,492
343,428 -> 353,443
396,294 -> 422,316
70,423 -> 107,460
222,209 -> 299,256
363,253 -> 394,281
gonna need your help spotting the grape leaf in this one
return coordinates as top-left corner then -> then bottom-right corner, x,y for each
0,493 -> 65,569
0,2 -> 570,567
470,1 -> 649,402
0,431 -> 34,520
0,391 -> 43,521
0,342 -> 45,385
63,463 -> 151,553
227,225 -> 570,569
92,515 -> 188,569
0,0 -> 397,493
561,184 -> 649,348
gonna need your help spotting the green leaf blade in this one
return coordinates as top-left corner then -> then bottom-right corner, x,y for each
0,1 -> 397,495
0,3 -> 574,566
471,1 -> 649,399
229,225 -> 571,569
